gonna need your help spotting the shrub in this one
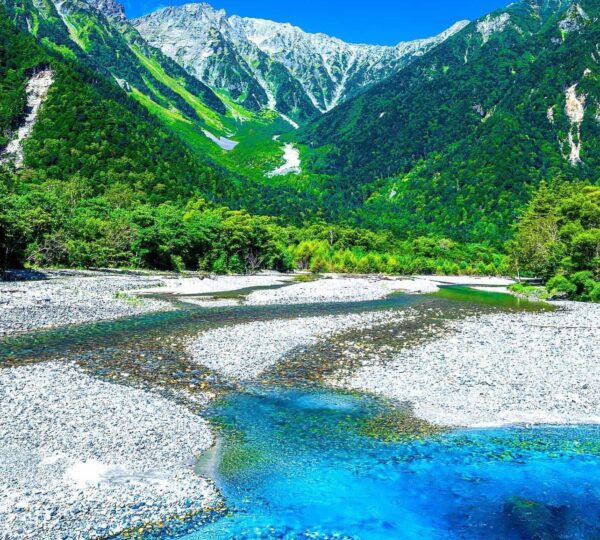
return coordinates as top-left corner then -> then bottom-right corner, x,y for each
589,282 -> 600,302
212,253 -> 228,274
546,275 -> 577,298
570,271 -> 595,297
170,255 -> 185,273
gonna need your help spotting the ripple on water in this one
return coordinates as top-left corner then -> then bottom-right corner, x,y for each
293,392 -> 362,412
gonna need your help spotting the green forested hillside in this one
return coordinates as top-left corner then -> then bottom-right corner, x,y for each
3,0 -> 226,117
2,0 -> 599,290
293,0 -> 600,243
0,10 -> 229,199
0,0 -> 305,180
0,8 -> 502,275
0,6 -> 270,267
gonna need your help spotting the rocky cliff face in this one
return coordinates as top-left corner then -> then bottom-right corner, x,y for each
133,3 -> 468,123
82,0 -> 125,20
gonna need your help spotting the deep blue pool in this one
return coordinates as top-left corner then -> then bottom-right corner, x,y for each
182,387 -> 600,540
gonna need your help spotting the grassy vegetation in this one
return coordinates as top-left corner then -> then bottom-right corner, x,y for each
113,291 -> 145,307
508,283 -> 550,301
130,44 -> 228,134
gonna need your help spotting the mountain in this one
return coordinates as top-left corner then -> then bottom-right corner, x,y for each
1,0 -> 230,122
0,4 -> 329,274
0,3 -> 238,206
2,0 -> 598,260
1,0 -> 476,189
291,0 -> 600,242
2,0 -> 469,181
133,3 -> 468,124
1,0 -> 301,178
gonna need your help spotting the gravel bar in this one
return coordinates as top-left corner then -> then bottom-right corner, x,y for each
187,310 -> 406,380
135,273 -> 293,296
245,276 -> 438,306
0,271 -> 172,336
0,362 -> 219,540
338,301 -> 600,427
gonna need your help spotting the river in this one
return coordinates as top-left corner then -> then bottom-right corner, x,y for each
2,285 -> 599,539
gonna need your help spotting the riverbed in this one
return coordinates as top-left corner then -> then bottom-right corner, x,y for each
1,274 -> 599,539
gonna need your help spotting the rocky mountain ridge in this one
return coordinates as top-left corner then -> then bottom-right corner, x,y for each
133,3 -> 468,122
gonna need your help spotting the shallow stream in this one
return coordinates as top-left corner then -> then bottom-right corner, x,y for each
189,388 -> 600,539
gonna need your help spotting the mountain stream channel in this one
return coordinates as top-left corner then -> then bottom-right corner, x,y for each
2,283 -> 600,539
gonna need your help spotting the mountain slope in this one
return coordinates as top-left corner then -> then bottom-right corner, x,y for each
2,0 -> 472,182
1,0 -> 337,222
5,0 -> 226,116
0,5 -> 231,200
0,7 -> 330,272
1,0 -> 290,165
292,0 -> 600,242
133,3 -> 468,124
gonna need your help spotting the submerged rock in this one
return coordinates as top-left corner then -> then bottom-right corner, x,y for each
504,496 -> 568,540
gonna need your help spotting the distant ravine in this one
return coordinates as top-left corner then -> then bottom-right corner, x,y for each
1,68 -> 54,168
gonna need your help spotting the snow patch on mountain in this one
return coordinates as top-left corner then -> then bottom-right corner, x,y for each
268,143 -> 301,177
279,113 -> 299,129
202,129 -> 238,150
1,69 -> 54,168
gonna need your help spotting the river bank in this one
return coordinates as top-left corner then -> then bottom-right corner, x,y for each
0,270 -> 441,335
0,362 -> 220,540
1,272 -> 599,538
335,300 -> 600,427
0,270 -> 293,336
0,270 -> 172,336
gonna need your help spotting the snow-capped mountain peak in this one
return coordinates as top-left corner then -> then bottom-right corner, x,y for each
133,3 -> 468,122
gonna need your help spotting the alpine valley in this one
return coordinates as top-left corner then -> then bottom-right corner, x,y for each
0,0 -> 599,294
3,2 -> 600,540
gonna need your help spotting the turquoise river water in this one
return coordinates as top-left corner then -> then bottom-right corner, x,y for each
181,288 -> 599,539
187,388 -> 600,539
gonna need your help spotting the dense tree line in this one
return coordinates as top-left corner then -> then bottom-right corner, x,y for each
0,163 -> 506,276
508,181 -> 600,301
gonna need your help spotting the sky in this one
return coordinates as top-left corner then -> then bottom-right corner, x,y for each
124,0 -> 511,45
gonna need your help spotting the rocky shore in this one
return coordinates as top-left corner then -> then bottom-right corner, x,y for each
138,273 -> 293,296
337,301 -> 600,427
0,270 -> 293,336
0,362 -> 219,540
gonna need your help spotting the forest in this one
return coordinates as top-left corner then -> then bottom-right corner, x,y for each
508,181 -> 600,300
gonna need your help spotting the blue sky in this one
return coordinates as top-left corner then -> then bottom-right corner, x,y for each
125,0 -> 511,45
